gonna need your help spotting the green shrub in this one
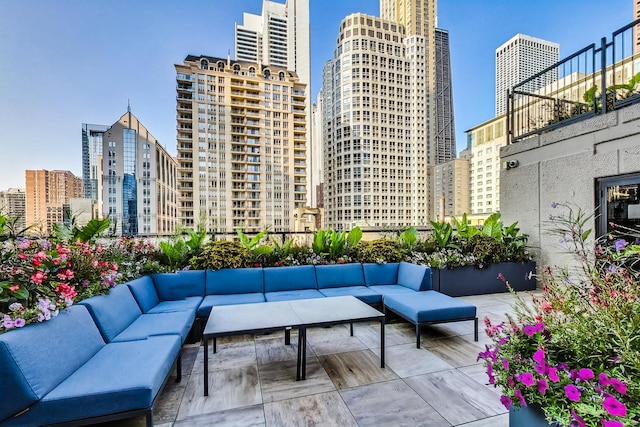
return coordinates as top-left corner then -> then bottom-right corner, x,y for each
467,235 -> 506,267
352,239 -> 407,263
190,241 -> 252,271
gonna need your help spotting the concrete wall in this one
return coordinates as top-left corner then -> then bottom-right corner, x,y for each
500,103 -> 640,269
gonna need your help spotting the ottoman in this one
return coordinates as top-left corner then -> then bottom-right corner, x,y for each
383,291 -> 478,348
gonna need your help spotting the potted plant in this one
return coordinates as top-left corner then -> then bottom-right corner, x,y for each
479,203 -> 639,426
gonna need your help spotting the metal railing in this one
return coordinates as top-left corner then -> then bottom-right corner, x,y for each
508,19 -> 640,143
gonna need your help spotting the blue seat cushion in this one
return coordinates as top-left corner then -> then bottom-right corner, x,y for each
363,263 -> 400,286
398,262 -> 432,291
5,335 -> 181,427
147,296 -> 203,314
206,268 -> 264,295
264,289 -> 325,302
197,293 -> 266,318
152,270 -> 206,300
315,264 -> 365,289
0,306 -> 105,421
384,291 -> 477,323
112,311 -> 194,344
263,265 -> 317,292
369,285 -> 416,296
127,276 -> 160,313
318,286 -> 382,304
79,285 -> 143,343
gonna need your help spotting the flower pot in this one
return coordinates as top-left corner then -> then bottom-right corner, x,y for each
433,261 -> 536,297
509,404 -> 560,427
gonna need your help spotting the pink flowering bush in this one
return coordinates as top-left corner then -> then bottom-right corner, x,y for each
479,204 -> 639,426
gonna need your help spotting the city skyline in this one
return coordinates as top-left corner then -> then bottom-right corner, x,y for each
0,0 -> 631,190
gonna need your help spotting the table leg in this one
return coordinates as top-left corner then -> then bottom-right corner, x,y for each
380,319 -> 385,368
285,328 -> 291,345
204,337 -> 209,396
301,328 -> 307,380
296,328 -> 303,380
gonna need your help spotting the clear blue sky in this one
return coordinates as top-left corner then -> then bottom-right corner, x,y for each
0,0 -> 631,190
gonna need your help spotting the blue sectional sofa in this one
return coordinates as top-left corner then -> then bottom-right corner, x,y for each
0,261 -> 478,426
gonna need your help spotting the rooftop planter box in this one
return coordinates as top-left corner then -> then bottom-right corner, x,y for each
432,261 -> 537,297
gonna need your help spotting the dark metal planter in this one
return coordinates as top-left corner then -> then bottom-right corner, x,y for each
432,261 -> 537,297
509,403 -> 560,427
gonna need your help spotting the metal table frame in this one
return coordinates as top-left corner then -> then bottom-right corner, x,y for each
202,296 -> 385,396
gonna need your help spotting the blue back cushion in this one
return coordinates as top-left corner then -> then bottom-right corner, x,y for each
152,270 -> 205,300
398,262 -> 431,291
127,276 -> 159,313
263,265 -> 317,292
315,264 -> 365,289
0,306 -> 104,420
363,263 -> 400,286
79,284 -> 142,342
206,268 -> 264,295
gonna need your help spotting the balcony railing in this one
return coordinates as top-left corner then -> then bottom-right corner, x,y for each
508,19 -> 640,143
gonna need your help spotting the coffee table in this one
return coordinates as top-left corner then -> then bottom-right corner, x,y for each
202,296 -> 385,396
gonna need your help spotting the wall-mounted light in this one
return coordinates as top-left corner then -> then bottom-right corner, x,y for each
505,159 -> 519,170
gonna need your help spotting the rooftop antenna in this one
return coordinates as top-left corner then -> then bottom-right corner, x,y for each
127,99 -> 131,113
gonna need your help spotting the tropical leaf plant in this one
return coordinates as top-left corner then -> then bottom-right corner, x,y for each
430,220 -> 453,249
398,226 -> 418,250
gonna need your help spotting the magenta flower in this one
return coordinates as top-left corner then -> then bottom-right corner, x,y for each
537,379 -> 548,395
507,376 -> 515,387
514,388 -> 526,406
523,325 -> 537,336
502,359 -> 509,370
565,384 -> 581,402
571,411 -> 586,427
599,372 -> 610,386
602,396 -> 627,417
548,367 -> 560,383
608,378 -> 627,395
500,395 -> 512,409
533,348 -> 545,364
577,368 -> 594,381
601,420 -> 624,427
517,372 -> 535,387
534,363 -> 547,375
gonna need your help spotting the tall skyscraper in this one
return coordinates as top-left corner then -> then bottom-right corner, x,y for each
81,123 -> 109,201
635,0 -> 640,54
495,34 -> 559,116
434,28 -> 456,164
175,55 -> 307,233
0,187 -> 27,231
235,0 -> 314,206
101,108 -> 178,236
321,13 -> 430,229
25,170 -> 83,235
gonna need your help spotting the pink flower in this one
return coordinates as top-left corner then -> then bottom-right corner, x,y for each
599,372 -> 610,386
502,359 -> 509,370
523,325 -> 537,336
601,420 -> 624,427
533,348 -> 545,364
565,384 -> 581,402
514,388 -> 526,405
537,379 -> 548,395
548,367 -> 560,383
608,378 -> 627,395
602,396 -> 627,417
516,372 -> 535,387
9,285 -> 20,292
571,411 -> 586,427
13,318 -> 26,328
497,273 -> 505,281
577,368 -> 594,381
500,395 -> 512,409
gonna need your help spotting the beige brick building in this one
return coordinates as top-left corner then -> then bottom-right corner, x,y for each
25,170 -> 83,235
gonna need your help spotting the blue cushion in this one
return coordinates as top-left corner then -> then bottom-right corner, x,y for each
5,335 -> 181,427
79,285 -> 142,343
384,291 -> 476,323
197,293 -> 266,317
206,268 -> 264,295
315,264 -> 365,289
263,265 -> 317,292
127,276 -> 160,313
113,311 -> 194,344
264,289 -> 325,302
398,262 -> 431,291
363,263 -> 400,286
147,296 -> 203,314
369,285 -> 416,296
152,270 -> 206,300
318,286 -> 382,304
0,306 -> 105,422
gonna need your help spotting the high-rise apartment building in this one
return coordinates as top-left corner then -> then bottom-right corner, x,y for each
433,158 -> 469,220
635,1 -> 640,54
175,55 -> 307,233
101,109 -> 178,236
321,13 -> 431,229
81,123 -> 109,201
235,0 -> 314,206
495,34 -> 559,116
25,170 -> 83,235
0,187 -> 27,231
434,28 -> 456,164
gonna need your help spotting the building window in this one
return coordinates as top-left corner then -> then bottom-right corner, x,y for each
596,172 -> 640,242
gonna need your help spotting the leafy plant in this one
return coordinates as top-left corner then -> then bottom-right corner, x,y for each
453,214 -> 479,241
430,220 -> 454,249
53,217 -> 110,243
398,226 -> 418,250
311,227 -> 362,262
190,241 -> 252,271
237,228 -> 274,264
352,239 -> 407,263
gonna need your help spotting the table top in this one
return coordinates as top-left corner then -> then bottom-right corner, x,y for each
203,296 -> 384,337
